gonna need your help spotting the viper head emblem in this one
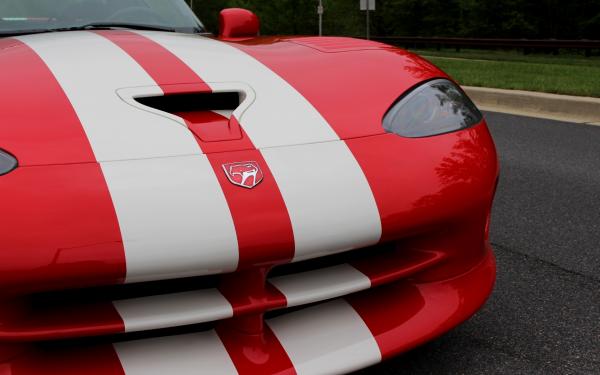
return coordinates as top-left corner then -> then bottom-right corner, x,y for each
222,161 -> 264,189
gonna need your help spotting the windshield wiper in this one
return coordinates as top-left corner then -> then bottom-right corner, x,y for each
51,22 -> 178,33
0,28 -> 49,37
0,22 -> 180,37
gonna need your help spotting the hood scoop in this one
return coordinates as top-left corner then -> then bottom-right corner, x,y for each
117,83 -> 257,154
135,92 -> 243,143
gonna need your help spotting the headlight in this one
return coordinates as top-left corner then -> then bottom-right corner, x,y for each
383,78 -> 483,138
0,149 -> 18,176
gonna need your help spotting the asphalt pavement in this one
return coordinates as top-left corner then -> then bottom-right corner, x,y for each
360,112 -> 600,374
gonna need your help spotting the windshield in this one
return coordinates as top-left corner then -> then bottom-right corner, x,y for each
0,0 -> 204,35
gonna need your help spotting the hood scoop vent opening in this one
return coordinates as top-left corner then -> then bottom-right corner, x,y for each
135,92 -> 244,143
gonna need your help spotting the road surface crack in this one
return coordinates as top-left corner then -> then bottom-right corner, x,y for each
490,242 -> 600,284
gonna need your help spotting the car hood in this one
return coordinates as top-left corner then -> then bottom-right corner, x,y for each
0,31 -> 446,166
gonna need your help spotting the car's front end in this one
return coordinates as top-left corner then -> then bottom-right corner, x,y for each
0,2 -> 498,374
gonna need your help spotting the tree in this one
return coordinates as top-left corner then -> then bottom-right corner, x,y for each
186,0 -> 600,39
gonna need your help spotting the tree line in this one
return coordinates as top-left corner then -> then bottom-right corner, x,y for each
188,0 -> 599,40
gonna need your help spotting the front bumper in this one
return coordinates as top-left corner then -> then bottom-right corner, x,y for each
0,120 -> 499,373
1,244 -> 495,374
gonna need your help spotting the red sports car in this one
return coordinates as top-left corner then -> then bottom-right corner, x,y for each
0,1 -> 499,374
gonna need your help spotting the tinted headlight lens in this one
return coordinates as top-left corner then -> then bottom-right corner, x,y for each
383,79 -> 483,138
0,149 -> 18,176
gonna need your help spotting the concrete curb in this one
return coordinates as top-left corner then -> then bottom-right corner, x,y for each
463,86 -> 600,125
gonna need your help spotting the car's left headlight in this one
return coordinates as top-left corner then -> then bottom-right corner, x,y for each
383,78 -> 483,138
0,149 -> 18,176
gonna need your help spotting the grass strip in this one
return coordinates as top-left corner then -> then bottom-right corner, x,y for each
423,55 -> 600,97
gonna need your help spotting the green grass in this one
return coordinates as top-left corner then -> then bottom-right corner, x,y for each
409,49 -> 600,97
412,48 -> 600,67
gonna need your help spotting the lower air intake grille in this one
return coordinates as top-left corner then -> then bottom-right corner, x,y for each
0,242 -> 445,343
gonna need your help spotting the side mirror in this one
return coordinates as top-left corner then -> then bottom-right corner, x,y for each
218,8 -> 260,40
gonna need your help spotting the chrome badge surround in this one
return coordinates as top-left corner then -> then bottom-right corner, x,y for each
222,161 -> 264,189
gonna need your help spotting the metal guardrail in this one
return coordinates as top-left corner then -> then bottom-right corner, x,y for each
372,36 -> 600,56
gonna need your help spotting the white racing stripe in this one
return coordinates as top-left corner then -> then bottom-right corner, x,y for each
18,32 -> 201,161
136,31 -> 340,149
115,331 -> 238,375
270,264 -> 371,307
212,110 -> 233,119
113,290 -> 233,333
136,32 -> 382,260
101,156 -> 238,282
20,31 -> 381,280
268,299 -> 381,375
261,141 -> 382,261
20,32 -> 239,282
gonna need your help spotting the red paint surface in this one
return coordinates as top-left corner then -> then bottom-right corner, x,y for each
96,31 -> 210,94
197,125 -> 256,154
1,345 -> 125,375
0,247 -> 495,372
231,39 -> 465,249
208,151 -> 295,269
231,38 -> 498,247
177,111 -> 242,142
217,266 -> 291,374
0,301 -> 124,342
103,31 -> 295,269
217,324 -> 296,375
348,245 -> 496,359
0,38 -> 95,166
232,38 -> 445,139
351,248 -> 446,288
0,33 -> 500,371
182,116 -> 256,154
0,164 -> 126,295
347,126 -> 498,243
219,8 -> 261,41
0,35 -> 127,349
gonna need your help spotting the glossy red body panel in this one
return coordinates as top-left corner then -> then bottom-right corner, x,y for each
349,244 -> 496,359
351,248 -> 446,287
101,31 -> 296,270
0,301 -> 123,342
0,39 -> 95,166
96,31 -> 210,94
219,9 -> 260,41
232,38 -> 446,140
0,245 -> 495,373
189,118 -> 256,154
0,28 -> 499,373
286,36 -> 392,52
346,125 -> 499,244
177,111 -> 242,142
0,345 -> 125,375
208,151 -> 295,268
0,244 -> 446,342
0,164 -> 125,295
227,40 -> 498,284
219,266 -> 282,335
217,324 -> 296,375
0,129 -> 497,352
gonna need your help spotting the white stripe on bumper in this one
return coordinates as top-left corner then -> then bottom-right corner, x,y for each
106,263 -> 373,334
113,290 -> 233,333
115,331 -> 238,375
270,264 -> 371,307
268,299 -> 382,375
